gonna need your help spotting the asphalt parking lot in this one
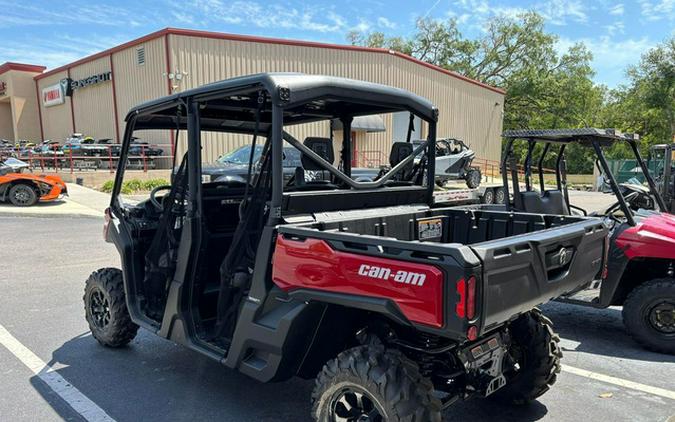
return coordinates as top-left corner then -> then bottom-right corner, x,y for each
0,193 -> 673,421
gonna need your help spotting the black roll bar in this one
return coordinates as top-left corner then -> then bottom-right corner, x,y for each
538,143 -> 550,192
501,138 -> 513,211
524,140 -> 535,191
592,140 -> 636,226
628,140 -> 667,211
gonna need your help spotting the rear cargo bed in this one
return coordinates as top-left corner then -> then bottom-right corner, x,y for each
279,207 -> 607,337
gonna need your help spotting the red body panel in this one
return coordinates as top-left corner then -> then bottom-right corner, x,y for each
272,236 -> 445,328
615,213 -> 675,260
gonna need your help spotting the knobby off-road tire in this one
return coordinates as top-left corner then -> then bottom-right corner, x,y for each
84,268 -> 139,347
623,278 -> 675,354
312,345 -> 442,422
491,308 -> 562,404
8,183 -> 38,206
465,168 -> 481,189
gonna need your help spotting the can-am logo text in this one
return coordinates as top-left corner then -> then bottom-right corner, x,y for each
358,264 -> 426,286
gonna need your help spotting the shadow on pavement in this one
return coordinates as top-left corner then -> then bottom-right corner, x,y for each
541,302 -> 675,363
32,331 -> 550,422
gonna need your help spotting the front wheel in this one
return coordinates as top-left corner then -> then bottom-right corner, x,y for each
490,308 -> 562,404
8,183 -> 38,206
84,268 -> 138,347
465,168 -> 481,189
312,345 -> 441,422
623,278 -> 675,354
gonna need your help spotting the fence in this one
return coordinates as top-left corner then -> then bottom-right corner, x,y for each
1,144 -> 173,174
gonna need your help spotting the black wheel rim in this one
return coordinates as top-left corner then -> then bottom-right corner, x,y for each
330,387 -> 384,422
646,300 -> 675,335
90,289 -> 111,329
484,191 -> 494,203
12,186 -> 34,205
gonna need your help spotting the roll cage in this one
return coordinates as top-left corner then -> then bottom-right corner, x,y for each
112,73 -> 439,221
501,128 -> 667,226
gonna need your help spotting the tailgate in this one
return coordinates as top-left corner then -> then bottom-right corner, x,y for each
470,218 -> 607,332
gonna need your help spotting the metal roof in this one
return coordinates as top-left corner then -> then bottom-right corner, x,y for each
127,73 -> 439,130
502,128 -> 640,144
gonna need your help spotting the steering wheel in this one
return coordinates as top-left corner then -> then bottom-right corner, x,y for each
604,191 -> 639,216
149,185 -> 172,211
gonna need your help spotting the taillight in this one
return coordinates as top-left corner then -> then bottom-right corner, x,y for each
455,278 -> 466,318
455,276 -> 477,320
103,207 -> 112,241
466,276 -> 476,320
467,325 -> 478,341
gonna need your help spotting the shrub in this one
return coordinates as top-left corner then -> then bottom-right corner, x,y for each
99,178 -> 170,195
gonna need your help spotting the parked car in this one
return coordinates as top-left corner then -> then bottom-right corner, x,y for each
0,159 -> 67,206
84,73 -> 607,420
202,145 -> 301,183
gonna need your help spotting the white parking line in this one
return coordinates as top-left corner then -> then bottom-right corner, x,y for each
563,364 -> 675,401
0,323 -> 116,422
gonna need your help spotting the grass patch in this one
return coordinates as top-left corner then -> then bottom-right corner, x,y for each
100,178 -> 169,194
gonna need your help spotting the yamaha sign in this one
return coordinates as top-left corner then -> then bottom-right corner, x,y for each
42,82 -> 65,107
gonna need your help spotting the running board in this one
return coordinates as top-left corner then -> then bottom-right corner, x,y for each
557,279 -> 603,307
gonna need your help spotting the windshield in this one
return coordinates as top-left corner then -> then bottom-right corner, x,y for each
217,145 -> 264,165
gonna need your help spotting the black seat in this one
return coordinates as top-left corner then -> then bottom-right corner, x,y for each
292,137 -> 337,191
389,142 -> 414,181
517,190 -> 570,215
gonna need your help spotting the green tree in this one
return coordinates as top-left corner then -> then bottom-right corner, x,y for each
603,37 -> 675,159
349,12 -> 605,173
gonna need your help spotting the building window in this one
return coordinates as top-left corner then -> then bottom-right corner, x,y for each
136,47 -> 146,66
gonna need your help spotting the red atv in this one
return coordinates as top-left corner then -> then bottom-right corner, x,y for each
83,75 -> 607,420
494,129 -> 675,354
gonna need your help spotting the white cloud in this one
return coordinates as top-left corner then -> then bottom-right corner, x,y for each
537,0 -> 588,25
445,0 -> 589,28
557,35 -> 655,86
604,20 -> 625,36
0,34 -> 126,70
609,3 -> 625,15
377,17 -> 397,29
638,0 -> 675,21
181,0 -> 349,33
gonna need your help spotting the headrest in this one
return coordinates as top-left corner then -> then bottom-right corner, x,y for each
389,142 -> 414,167
302,137 -> 334,171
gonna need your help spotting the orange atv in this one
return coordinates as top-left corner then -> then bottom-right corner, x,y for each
0,159 -> 67,206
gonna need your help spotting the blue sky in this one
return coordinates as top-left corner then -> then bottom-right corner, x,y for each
0,0 -> 673,87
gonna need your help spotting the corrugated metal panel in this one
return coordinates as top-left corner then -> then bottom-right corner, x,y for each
36,71 -> 72,142
170,34 -> 504,164
112,37 -> 169,145
70,56 -> 115,140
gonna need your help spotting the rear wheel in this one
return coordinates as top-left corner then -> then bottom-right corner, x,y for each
490,308 -> 562,404
495,187 -> 506,204
465,168 -> 481,189
8,183 -> 38,206
481,188 -> 495,204
312,345 -> 441,422
84,268 -> 138,347
623,278 -> 675,354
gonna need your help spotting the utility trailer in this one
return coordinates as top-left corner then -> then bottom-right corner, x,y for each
433,181 -> 506,206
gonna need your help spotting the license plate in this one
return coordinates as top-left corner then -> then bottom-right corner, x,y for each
418,218 -> 443,241
201,175 -> 211,183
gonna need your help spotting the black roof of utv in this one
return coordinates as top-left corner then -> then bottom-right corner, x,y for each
126,73 -> 438,133
503,128 -> 640,146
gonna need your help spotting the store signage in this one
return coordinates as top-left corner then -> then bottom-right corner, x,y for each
42,82 -> 65,107
64,71 -> 112,94
0,81 -> 6,96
